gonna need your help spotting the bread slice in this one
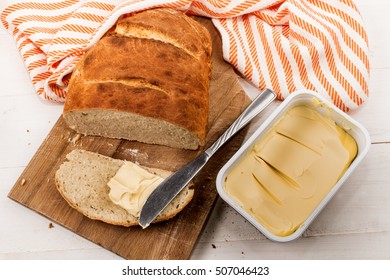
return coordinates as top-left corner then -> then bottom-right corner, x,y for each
63,8 -> 212,150
55,149 -> 194,226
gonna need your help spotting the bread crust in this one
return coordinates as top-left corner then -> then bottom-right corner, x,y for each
64,8 -> 212,148
117,8 -> 212,60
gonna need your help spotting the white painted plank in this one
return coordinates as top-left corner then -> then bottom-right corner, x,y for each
0,34 -> 35,96
0,168 -> 116,256
0,94 -> 62,168
192,231 -> 390,260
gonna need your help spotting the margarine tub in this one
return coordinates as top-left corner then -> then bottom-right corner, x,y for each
216,91 -> 370,242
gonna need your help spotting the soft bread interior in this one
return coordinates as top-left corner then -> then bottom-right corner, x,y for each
64,110 -> 202,150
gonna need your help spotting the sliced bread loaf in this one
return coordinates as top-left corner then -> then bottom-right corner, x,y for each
63,8 -> 212,150
55,149 -> 194,226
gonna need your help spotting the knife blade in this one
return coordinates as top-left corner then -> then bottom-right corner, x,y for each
139,88 -> 276,228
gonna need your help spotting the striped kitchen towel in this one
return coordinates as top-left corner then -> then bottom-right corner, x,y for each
1,0 -> 369,112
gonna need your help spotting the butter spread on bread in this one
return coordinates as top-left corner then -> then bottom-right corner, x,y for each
63,8 -> 212,150
107,161 -> 164,217
55,149 -> 194,226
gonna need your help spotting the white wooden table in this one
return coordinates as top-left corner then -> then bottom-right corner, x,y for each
1,0 -> 389,260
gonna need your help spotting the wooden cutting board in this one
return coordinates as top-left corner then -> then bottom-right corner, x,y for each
8,18 -> 252,259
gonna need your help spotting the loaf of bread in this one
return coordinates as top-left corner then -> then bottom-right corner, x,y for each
63,8 -> 212,150
55,149 -> 194,226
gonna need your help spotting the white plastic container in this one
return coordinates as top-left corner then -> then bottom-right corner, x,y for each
216,90 -> 371,242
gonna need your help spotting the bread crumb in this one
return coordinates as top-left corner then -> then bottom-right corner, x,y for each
71,134 -> 81,144
21,179 -> 26,186
47,178 -> 50,183
127,148 -> 139,156
62,132 -> 71,140
48,223 -> 54,229
122,148 -> 149,161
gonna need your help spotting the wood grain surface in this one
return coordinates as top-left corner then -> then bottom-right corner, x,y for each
7,18 -> 252,260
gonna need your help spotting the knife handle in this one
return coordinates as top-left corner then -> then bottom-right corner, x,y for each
205,88 -> 276,157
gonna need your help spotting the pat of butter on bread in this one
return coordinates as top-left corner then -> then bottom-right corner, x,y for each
107,161 -> 164,218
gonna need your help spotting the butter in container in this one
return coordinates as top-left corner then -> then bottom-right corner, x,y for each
216,91 -> 371,242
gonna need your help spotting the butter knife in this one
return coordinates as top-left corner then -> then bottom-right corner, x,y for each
139,88 -> 276,228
